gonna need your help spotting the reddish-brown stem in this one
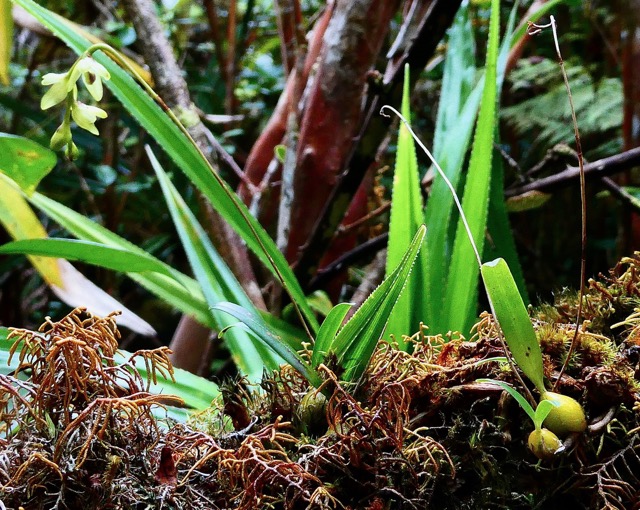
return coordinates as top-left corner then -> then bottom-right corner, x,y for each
203,0 -> 229,87
225,0 -> 238,114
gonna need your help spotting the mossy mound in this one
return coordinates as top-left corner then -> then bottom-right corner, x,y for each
3,255 -> 640,509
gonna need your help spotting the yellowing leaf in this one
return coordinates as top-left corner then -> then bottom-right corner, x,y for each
0,175 -> 155,336
0,134 -> 57,194
0,176 -> 61,285
0,0 -> 12,85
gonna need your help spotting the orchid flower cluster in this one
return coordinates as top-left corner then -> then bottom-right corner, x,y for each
40,55 -> 110,159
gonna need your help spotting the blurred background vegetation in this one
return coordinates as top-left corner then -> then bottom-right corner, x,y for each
0,0 -> 637,376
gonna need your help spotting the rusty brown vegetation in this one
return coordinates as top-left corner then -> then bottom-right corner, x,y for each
3,254 -> 640,508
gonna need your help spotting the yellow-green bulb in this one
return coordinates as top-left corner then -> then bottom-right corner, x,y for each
528,428 -> 563,460
541,391 -> 587,436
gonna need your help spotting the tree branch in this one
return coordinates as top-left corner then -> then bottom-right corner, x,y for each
505,146 -> 640,197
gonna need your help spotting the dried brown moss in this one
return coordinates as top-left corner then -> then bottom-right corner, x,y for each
4,254 -> 640,508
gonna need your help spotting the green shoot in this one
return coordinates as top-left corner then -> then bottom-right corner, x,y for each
381,104 -> 543,405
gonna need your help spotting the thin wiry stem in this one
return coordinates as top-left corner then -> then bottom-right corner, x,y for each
529,17 -> 587,389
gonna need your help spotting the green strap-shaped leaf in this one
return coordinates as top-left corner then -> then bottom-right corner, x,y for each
0,238 -> 176,278
333,225 -> 426,382
22,182 -> 213,326
213,302 -> 322,388
13,0 -> 319,335
148,147 -> 279,380
385,65 -> 427,348
442,0 -> 501,336
423,4 -> 480,332
312,302 -> 352,368
480,258 -> 545,393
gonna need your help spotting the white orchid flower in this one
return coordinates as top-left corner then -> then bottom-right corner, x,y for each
71,101 -> 108,135
70,56 -> 111,101
40,72 -> 71,110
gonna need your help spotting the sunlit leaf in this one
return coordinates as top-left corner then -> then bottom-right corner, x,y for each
0,134 -> 57,195
0,0 -> 12,85
385,65 -> 427,348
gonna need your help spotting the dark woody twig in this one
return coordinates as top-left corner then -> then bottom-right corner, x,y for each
505,146 -> 640,198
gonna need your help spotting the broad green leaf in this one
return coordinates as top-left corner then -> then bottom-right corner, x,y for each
480,258 -> 545,393
333,225 -> 426,382
0,238 -> 176,278
385,65 -> 427,348
477,378 -> 535,423
148,146 -> 278,380
13,0 -> 319,335
442,0 -> 501,335
0,0 -> 11,85
312,302 -> 352,368
0,134 -> 57,194
213,302 -> 323,388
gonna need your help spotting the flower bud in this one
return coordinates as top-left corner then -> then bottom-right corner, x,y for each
49,121 -> 72,151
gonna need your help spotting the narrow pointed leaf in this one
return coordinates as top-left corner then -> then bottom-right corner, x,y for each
312,302 -> 352,368
333,225 -> 426,382
423,4 -> 480,331
0,238 -> 176,278
443,0 -> 501,335
385,65 -> 427,347
148,147 -> 278,380
213,302 -> 322,388
477,378 -> 535,422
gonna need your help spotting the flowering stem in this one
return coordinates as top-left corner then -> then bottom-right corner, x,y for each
81,43 -> 316,342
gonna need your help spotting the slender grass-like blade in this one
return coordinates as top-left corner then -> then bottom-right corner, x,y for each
333,225 -> 426,382
13,0 -> 319,335
148,147 -> 278,379
385,65 -> 427,348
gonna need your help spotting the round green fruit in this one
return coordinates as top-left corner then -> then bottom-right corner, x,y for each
541,391 -> 587,436
528,428 -> 563,460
